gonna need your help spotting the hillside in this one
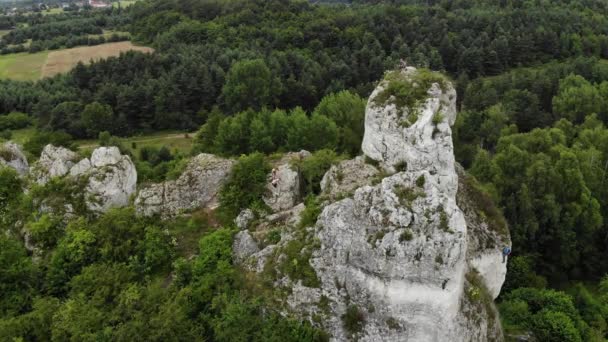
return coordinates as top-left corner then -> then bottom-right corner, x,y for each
1,0 -> 608,341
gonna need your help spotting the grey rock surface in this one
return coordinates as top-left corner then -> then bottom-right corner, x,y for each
233,230 -> 260,263
236,209 -> 255,230
320,156 -> 379,199
263,150 -> 310,212
31,145 -> 137,213
33,145 -> 79,184
135,153 -> 235,217
0,142 -> 29,175
255,67 -> 509,342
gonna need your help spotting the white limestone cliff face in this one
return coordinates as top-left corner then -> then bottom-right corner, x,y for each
135,153 -> 234,217
31,145 -> 137,213
238,67 -> 510,341
0,142 -> 29,176
296,67 -> 510,341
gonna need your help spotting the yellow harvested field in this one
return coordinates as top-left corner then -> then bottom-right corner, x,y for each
41,41 -> 153,78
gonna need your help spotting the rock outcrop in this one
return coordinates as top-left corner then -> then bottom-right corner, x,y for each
0,142 -> 28,175
33,145 -> 79,184
320,156 -> 379,199
233,230 -> 260,263
31,145 -> 137,213
239,67 -> 511,341
82,147 -> 137,212
135,153 -> 235,217
263,151 -> 310,212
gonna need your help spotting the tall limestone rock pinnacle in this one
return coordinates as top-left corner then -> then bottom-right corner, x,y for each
281,67 -> 510,341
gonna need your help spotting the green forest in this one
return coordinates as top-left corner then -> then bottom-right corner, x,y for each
2,0 -> 608,341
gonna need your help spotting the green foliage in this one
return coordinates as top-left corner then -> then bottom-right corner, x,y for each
0,235 -> 36,318
394,185 -> 423,209
23,130 -> 73,156
219,153 -> 270,222
342,305 -> 365,335
81,102 -> 116,137
374,69 -> 446,112
500,287 -> 594,341
222,59 -> 276,113
25,214 -> 63,249
279,235 -> 320,288
313,91 -> 366,156
299,195 -> 322,229
194,107 -> 340,157
532,310 -> 582,342
399,230 -> 413,242
0,112 -> 31,131
293,149 -> 341,196
0,166 -> 23,229
415,175 -> 425,187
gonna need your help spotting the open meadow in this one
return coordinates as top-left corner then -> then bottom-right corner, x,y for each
0,42 -> 152,81
0,51 -> 49,81
41,41 -> 153,78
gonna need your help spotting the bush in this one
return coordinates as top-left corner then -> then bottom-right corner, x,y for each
0,112 -> 32,131
532,310 -> 582,342
342,305 -> 365,335
0,130 -> 11,140
293,149 -> 341,196
24,130 -> 74,156
219,153 -> 270,222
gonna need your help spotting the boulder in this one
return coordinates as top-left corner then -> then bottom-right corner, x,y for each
232,230 -> 260,263
0,142 -> 28,175
263,150 -> 310,212
84,147 -> 137,212
135,153 -> 235,217
236,209 -> 255,230
33,145 -> 79,184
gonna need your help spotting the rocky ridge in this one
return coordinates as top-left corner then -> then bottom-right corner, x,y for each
134,153 -> 235,217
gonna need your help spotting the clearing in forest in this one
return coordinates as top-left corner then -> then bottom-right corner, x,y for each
0,51 -> 49,81
41,41 -> 153,78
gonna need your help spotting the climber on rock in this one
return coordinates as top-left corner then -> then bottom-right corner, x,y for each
271,168 -> 279,188
502,246 -> 511,263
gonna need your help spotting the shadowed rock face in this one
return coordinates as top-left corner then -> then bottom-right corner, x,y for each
0,142 -> 29,176
135,153 -> 234,218
284,68 -> 510,341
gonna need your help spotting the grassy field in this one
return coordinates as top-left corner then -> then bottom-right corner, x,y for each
7,128 -> 37,145
0,42 -> 152,81
113,1 -> 139,8
42,42 -> 153,78
6,128 -> 195,156
0,51 -> 49,81
42,8 -> 64,15
77,131 -> 196,155
0,30 -> 10,37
